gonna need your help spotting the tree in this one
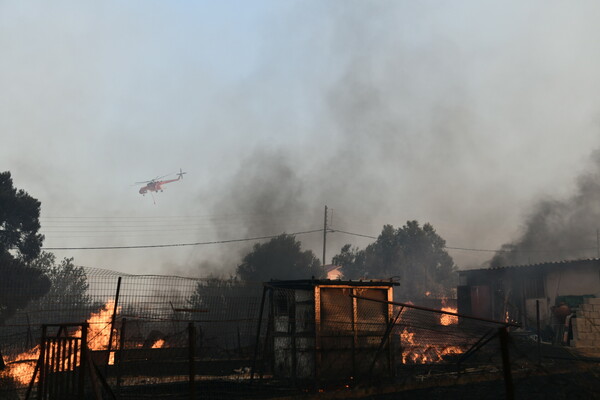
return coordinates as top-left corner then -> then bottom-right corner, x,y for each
332,244 -> 366,279
26,252 -> 95,323
0,253 -> 50,325
332,221 -> 457,298
0,172 -> 49,325
236,234 -> 325,281
0,172 -> 44,262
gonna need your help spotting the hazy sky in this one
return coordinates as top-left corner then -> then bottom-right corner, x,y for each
2,1 -> 600,276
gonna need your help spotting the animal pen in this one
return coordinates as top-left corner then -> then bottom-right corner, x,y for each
0,266 -> 583,400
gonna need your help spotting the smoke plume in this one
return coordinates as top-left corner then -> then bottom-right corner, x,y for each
491,151 -> 600,267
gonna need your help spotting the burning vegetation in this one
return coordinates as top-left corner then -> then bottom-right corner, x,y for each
397,301 -> 465,365
1,301 -> 124,385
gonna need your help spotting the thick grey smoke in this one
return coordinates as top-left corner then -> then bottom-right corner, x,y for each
204,150 -> 315,270
203,1 -> 600,274
491,151 -> 600,267
3,2 -> 600,275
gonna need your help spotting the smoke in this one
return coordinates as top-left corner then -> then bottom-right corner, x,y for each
3,2 -> 600,275
490,151 -> 600,267
201,150 -> 315,270
202,1 -> 600,274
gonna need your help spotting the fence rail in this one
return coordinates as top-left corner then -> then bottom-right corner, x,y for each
1,267 -> 595,399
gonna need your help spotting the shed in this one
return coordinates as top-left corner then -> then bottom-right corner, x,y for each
260,279 -> 398,383
457,259 -> 600,344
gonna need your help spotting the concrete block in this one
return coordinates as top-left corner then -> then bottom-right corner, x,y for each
574,340 -> 584,347
587,297 -> 600,305
575,339 -> 595,348
582,304 -> 594,312
577,310 -> 590,319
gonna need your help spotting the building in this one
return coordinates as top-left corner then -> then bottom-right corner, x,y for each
324,264 -> 344,280
457,259 -> 600,344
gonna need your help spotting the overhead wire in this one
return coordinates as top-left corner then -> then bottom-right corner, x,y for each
42,229 -> 323,250
39,216 -> 600,256
331,229 -> 599,255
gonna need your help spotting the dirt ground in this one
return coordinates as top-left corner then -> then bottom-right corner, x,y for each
266,336 -> 600,400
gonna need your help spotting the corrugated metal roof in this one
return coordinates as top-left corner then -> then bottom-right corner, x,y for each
265,278 -> 399,289
460,258 -> 600,274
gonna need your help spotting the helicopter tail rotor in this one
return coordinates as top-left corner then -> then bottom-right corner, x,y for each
177,168 -> 187,180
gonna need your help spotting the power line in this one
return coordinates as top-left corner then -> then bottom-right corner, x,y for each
40,212 -> 307,221
39,219 -> 600,256
42,229 -> 323,250
330,229 -> 377,240
331,229 -> 598,254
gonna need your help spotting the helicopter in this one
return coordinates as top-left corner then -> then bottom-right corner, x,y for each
137,169 -> 187,195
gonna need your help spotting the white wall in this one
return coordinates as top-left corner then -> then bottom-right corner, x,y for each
545,265 -> 600,308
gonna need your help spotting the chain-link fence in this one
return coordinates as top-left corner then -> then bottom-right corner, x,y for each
0,266 -> 266,399
250,283 -> 517,388
2,267 -> 599,399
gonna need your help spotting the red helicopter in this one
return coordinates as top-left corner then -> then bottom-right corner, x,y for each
137,169 -> 187,195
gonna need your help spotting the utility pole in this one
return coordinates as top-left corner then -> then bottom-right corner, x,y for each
323,205 -> 328,266
596,229 -> 599,258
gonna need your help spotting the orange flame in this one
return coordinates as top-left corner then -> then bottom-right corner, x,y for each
397,299 -> 464,364
151,339 -> 165,349
440,298 -> 458,326
2,301 -> 120,385
400,327 -> 464,364
440,306 -> 458,326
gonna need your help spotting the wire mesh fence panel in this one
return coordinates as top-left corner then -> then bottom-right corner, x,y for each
0,266 -> 266,399
4,269 -> 599,399
250,284 -> 521,391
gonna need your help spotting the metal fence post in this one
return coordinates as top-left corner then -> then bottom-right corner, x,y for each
38,325 -> 47,399
116,317 -> 127,392
80,323 -> 88,400
189,322 -> 196,399
536,299 -> 541,365
498,326 -> 514,400
106,276 -> 122,374
251,285 -> 267,382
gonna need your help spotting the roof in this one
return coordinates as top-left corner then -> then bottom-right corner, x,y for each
323,264 -> 343,273
459,258 -> 600,275
265,278 -> 399,290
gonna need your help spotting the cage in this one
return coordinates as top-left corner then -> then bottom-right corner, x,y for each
259,279 -> 398,384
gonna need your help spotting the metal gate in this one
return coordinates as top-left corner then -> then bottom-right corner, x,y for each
27,323 -> 87,400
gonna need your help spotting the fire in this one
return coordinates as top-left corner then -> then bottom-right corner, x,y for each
440,298 -> 458,326
151,339 -> 165,349
2,301 -> 120,385
86,300 -> 121,364
397,299 -> 463,364
399,328 -> 464,364
440,307 -> 458,326
1,346 -> 40,385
